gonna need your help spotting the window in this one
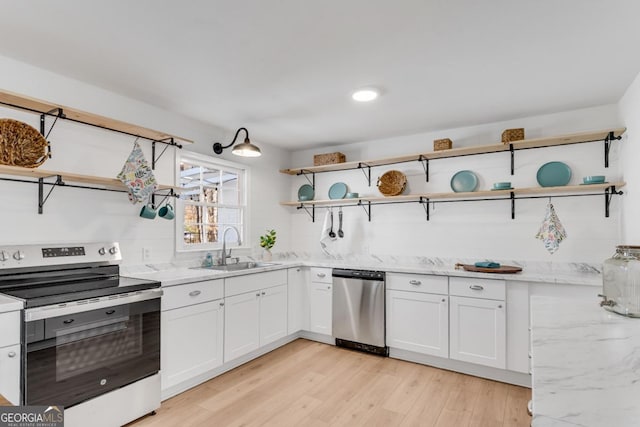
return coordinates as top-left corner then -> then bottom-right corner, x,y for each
176,152 -> 248,251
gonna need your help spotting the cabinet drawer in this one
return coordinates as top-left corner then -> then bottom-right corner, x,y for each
162,279 -> 224,311
310,267 -> 332,284
449,277 -> 505,301
387,273 -> 448,295
0,311 -> 20,347
225,269 -> 287,297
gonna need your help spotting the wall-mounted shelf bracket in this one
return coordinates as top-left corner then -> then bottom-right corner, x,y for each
604,131 -> 622,168
151,137 -> 182,170
151,189 -> 177,209
419,196 -> 430,220
39,108 -> 64,160
509,144 -> 515,175
358,163 -> 371,186
605,185 -> 623,218
358,200 -> 371,221
297,169 -> 315,189
297,203 -> 315,222
38,174 -> 64,214
419,156 -> 429,182
510,191 -> 516,219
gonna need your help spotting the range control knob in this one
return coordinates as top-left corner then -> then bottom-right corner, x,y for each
0,251 -> 9,262
13,250 -> 25,261
98,247 -> 106,255
109,247 -> 118,255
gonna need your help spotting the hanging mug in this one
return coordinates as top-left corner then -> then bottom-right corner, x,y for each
140,204 -> 157,220
159,203 -> 175,220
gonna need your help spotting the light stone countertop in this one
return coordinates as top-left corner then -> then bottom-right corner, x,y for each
531,295 -> 640,427
122,259 -> 602,287
0,294 -> 23,313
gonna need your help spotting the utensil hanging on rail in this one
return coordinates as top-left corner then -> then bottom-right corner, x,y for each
338,207 -> 344,238
329,208 -> 336,238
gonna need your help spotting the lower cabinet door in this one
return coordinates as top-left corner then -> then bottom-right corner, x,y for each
308,282 -> 332,335
161,300 -> 224,391
0,344 -> 20,404
386,290 -> 449,358
449,296 -> 506,369
260,284 -> 288,346
224,291 -> 260,362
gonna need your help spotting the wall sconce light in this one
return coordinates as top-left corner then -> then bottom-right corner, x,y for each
212,127 -> 262,157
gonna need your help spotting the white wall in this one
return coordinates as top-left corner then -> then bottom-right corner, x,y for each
0,55 -> 291,264
289,105 -> 622,264
618,70 -> 640,243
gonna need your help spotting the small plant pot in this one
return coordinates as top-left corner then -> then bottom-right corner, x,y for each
262,249 -> 272,262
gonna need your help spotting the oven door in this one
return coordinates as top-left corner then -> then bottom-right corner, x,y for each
23,289 -> 161,407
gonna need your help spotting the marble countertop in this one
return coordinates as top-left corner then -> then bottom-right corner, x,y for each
0,294 -> 23,313
121,259 -> 601,287
531,296 -> 640,426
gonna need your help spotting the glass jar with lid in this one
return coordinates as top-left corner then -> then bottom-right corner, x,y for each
601,245 -> 640,317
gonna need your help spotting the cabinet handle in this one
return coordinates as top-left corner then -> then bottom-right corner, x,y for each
262,291 -> 266,296
498,304 -> 503,309
317,273 -> 326,278
409,280 -> 421,285
441,298 -> 446,302
469,285 -> 484,291
189,290 -> 202,297
63,319 -> 74,325
8,351 -> 16,358
105,309 -> 116,315
256,293 -> 261,297
296,268 -> 300,272
219,302 -> 225,307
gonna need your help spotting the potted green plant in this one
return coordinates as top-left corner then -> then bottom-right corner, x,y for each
259,229 -> 277,261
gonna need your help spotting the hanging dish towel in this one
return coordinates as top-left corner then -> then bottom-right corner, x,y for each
320,209 -> 337,255
117,140 -> 158,204
535,201 -> 567,254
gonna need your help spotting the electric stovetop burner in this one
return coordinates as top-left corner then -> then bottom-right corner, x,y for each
0,242 -> 160,308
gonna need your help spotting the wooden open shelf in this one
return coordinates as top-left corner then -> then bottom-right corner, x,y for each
280,182 -> 625,207
280,128 -> 626,176
0,88 -> 193,144
0,164 -> 181,193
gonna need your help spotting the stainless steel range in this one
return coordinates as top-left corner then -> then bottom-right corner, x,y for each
0,242 -> 162,427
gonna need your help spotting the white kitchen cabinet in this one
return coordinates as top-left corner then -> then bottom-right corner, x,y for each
224,291 -> 261,362
162,299 -> 224,390
308,282 -> 332,335
224,284 -> 288,362
287,267 -> 308,334
259,284 -> 288,346
450,295 -> 506,369
161,278 -> 224,393
0,310 -> 20,405
387,290 -> 449,358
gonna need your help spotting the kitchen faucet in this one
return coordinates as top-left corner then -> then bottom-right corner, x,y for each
221,226 -> 241,265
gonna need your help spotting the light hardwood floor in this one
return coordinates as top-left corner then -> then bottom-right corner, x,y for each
128,339 -> 531,427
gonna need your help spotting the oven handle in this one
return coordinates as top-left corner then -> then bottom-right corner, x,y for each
24,288 -> 163,321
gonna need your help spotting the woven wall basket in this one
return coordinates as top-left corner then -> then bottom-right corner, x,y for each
0,119 -> 49,168
377,170 -> 407,197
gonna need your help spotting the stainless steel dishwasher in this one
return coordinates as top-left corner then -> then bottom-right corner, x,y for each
332,269 -> 388,356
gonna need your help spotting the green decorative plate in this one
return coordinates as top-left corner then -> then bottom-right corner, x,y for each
536,162 -> 571,187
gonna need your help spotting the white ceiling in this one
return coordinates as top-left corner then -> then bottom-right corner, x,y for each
0,1 -> 639,150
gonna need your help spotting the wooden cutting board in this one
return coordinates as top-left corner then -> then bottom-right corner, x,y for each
455,263 -> 523,274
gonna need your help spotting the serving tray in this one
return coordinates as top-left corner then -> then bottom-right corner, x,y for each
455,263 -> 523,274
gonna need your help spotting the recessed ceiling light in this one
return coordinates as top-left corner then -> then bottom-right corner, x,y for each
352,88 -> 379,102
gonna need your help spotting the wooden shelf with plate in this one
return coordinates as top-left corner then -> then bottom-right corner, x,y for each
280,127 -> 626,185
281,182 -> 626,222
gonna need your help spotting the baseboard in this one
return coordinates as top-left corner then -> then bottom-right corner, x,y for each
389,348 -> 532,388
299,330 -> 335,345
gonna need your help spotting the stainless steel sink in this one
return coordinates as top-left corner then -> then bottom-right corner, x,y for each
196,261 -> 279,271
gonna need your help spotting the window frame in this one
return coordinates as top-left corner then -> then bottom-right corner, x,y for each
175,151 -> 250,252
